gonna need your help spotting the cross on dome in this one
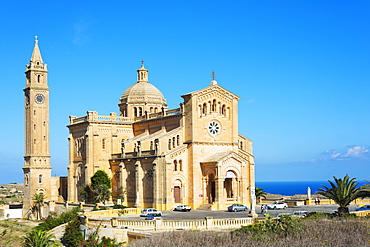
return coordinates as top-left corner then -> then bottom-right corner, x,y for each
210,71 -> 218,86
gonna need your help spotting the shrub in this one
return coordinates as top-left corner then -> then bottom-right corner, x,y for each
233,214 -> 302,239
113,204 -> 128,209
62,219 -> 83,247
35,207 -> 82,232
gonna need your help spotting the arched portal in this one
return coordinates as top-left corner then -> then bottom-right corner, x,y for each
173,179 -> 182,203
224,170 -> 237,199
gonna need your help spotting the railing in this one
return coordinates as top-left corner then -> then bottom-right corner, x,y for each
70,108 -> 181,125
87,217 -> 253,231
69,112 -> 134,125
167,108 -> 181,115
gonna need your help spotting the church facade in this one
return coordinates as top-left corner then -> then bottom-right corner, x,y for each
23,39 -> 257,215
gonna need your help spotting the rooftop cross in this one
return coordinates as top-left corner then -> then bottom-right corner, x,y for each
141,60 -> 145,67
211,71 -> 216,80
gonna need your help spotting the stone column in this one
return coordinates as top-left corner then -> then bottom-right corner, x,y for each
202,177 -> 207,204
152,163 -> 157,208
119,162 -> 127,204
215,177 -> 223,204
232,178 -> 237,199
134,161 -> 142,208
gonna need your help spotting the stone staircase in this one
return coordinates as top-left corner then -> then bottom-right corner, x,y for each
197,203 -> 212,210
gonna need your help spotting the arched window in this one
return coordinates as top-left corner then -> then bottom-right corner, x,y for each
240,141 -> 243,149
37,75 -> 41,83
179,160 -> 183,171
202,103 -> 207,115
150,141 -> 154,150
168,139 -> 171,150
221,105 -> 226,116
38,174 -> 43,184
177,135 -> 180,146
172,137 -> 176,148
212,99 -> 217,112
174,160 -> 178,171
25,175 -> 29,186
134,107 -> 137,117
138,107 -> 142,116
154,107 -> 158,113
150,107 -> 153,113
102,138 -> 106,150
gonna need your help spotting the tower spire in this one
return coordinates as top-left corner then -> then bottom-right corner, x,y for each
30,36 -> 43,64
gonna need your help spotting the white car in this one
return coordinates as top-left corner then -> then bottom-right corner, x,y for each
174,205 -> 191,212
267,201 -> 288,210
140,208 -> 162,217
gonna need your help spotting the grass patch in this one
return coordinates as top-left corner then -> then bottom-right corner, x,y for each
0,220 -> 33,247
128,218 -> 370,247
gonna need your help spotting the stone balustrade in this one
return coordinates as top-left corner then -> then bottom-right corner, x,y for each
86,217 -> 253,231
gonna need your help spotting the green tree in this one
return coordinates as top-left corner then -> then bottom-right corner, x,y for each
317,175 -> 366,216
114,186 -> 126,202
255,187 -> 267,201
24,230 -> 59,247
90,170 -> 111,190
94,184 -> 111,205
32,193 -> 45,220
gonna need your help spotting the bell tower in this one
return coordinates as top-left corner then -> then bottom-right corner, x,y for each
22,37 -> 52,217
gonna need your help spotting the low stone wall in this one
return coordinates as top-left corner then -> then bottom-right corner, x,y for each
261,198 -> 370,206
87,217 -> 253,231
83,208 -> 139,218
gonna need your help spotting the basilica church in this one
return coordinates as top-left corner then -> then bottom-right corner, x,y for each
22,38 -> 256,215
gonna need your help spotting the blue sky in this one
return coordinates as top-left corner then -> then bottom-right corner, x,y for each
1,0 -> 369,184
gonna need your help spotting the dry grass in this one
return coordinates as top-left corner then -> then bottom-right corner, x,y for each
0,219 -> 34,247
128,218 -> 370,247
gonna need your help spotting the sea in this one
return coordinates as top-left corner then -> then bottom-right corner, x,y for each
255,180 -> 368,196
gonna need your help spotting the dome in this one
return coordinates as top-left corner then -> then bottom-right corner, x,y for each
119,63 -> 167,108
120,82 -> 166,104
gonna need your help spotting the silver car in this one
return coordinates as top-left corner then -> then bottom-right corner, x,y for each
228,204 -> 248,212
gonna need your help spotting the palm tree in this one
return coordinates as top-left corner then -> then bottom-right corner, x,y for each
255,187 -> 267,203
317,175 -> 365,216
24,230 -> 59,247
32,193 -> 45,220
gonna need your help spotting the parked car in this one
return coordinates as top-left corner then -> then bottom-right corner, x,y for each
174,205 -> 191,212
140,208 -> 162,217
293,211 -> 309,217
355,204 -> 370,211
267,201 -> 288,210
228,204 -> 248,212
145,213 -> 162,220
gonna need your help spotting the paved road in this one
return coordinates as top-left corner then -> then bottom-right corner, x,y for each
110,204 -> 361,221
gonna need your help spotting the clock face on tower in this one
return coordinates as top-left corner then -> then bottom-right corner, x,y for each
35,94 -> 45,104
208,121 -> 221,136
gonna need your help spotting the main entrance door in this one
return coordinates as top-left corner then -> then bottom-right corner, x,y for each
174,186 -> 181,203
